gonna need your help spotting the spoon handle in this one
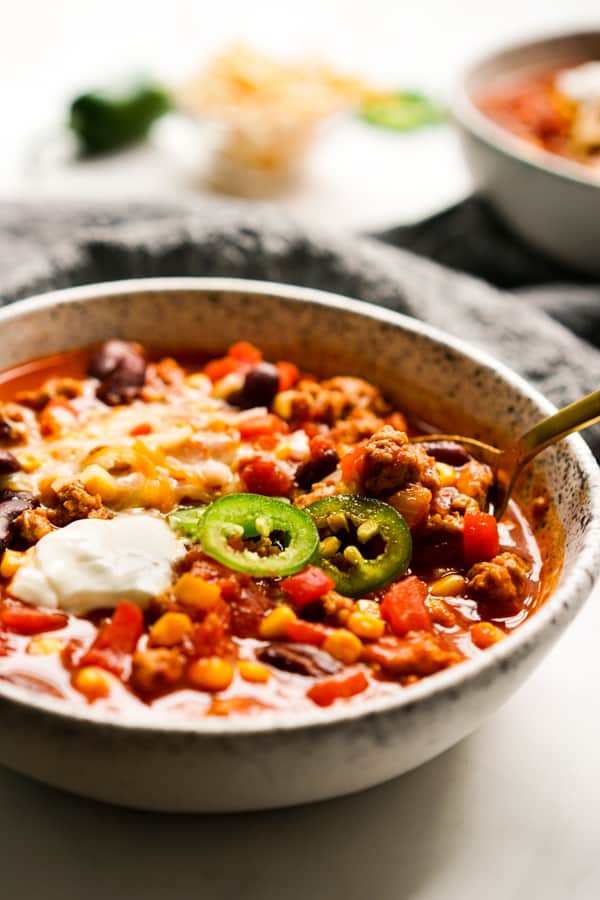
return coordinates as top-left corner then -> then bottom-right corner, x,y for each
517,387 -> 600,466
493,388 -> 600,520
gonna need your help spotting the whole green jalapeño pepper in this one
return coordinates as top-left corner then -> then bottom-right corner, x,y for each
198,493 -> 319,577
305,495 -> 412,597
69,82 -> 172,155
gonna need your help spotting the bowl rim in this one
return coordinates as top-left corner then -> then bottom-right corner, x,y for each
452,28 -> 600,191
0,275 -> 599,736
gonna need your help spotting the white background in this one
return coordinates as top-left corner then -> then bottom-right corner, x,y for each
2,0 -> 600,227
1,3 -> 600,898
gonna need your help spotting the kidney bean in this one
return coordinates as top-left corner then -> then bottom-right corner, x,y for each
421,440 -> 470,467
257,642 -> 341,677
89,341 -> 146,406
228,363 -> 280,409
295,449 -> 339,489
0,489 -> 36,552
228,584 -> 272,638
0,451 -> 20,474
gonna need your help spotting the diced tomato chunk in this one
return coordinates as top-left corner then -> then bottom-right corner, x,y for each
281,566 -> 336,608
95,601 -> 143,653
0,603 -> 67,635
255,434 -> 279,451
380,576 -> 432,637
309,434 -> 336,457
80,646 -> 127,678
463,508 -> 499,565
307,670 -> 369,707
130,422 -> 152,436
301,423 -> 326,439
228,342 -> 262,364
80,601 -> 143,678
340,444 -> 367,484
192,601 -> 234,659
238,414 -> 288,440
286,619 -> 329,646
204,343 -> 262,382
240,456 -> 293,496
276,361 -> 300,391
204,356 -> 242,383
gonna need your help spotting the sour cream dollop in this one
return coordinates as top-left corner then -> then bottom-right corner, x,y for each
556,62 -> 600,102
10,515 -> 182,615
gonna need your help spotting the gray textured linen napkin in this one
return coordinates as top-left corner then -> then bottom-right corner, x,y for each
378,196 -> 600,348
1,197 -> 599,454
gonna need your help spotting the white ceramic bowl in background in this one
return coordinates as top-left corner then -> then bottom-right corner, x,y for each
453,31 -> 600,275
0,277 -> 598,813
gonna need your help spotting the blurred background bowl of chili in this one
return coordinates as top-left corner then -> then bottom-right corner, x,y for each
453,30 -> 600,275
0,277 -> 598,812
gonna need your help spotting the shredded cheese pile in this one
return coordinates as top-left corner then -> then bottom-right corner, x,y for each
179,44 -> 375,193
8,372 -> 310,513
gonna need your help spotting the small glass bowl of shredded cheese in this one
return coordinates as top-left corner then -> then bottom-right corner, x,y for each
178,45 -> 372,196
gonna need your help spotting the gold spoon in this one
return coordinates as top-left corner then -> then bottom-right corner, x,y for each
412,388 -> 600,520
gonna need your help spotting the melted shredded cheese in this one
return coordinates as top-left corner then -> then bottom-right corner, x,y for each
8,376 -> 308,512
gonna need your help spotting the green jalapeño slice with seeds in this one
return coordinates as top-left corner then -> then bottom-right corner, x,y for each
168,504 -> 207,541
198,493 -> 319,577
305,495 -> 412,597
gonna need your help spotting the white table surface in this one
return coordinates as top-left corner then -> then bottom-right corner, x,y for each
2,2 -> 600,897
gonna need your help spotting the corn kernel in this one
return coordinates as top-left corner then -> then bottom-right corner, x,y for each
436,462 -> 456,487
186,372 -> 211,391
323,628 -> 363,664
272,390 -> 295,421
188,657 -> 234,692
343,545 -> 364,566
356,599 -> 381,617
319,536 -> 341,558
136,477 -> 175,513
150,612 -> 193,647
471,621 -> 505,650
0,549 -> 25,580
327,511 -> 349,533
430,573 -> 466,597
19,453 -> 42,473
238,660 -> 271,683
213,372 -> 244,400
347,611 -> 386,641
73,666 -> 110,702
259,605 -> 297,640
27,637 -> 64,656
80,464 -> 119,502
356,519 -> 379,543
174,573 -> 221,610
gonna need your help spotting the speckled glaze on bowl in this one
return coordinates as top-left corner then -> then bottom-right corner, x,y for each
453,31 -> 600,274
0,277 -> 598,813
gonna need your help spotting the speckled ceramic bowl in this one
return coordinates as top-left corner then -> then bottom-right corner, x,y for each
453,31 -> 600,274
0,278 -> 598,812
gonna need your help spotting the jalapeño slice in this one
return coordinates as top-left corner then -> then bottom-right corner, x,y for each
199,493 -> 319,577
306,495 -> 412,597
168,504 -> 207,541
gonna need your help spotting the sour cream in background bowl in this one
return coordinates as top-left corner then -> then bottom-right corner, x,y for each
0,277 -> 598,812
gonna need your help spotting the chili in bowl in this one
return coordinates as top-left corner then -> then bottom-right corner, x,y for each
0,278 -> 597,812
453,30 -> 600,274
0,340 -> 544,716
